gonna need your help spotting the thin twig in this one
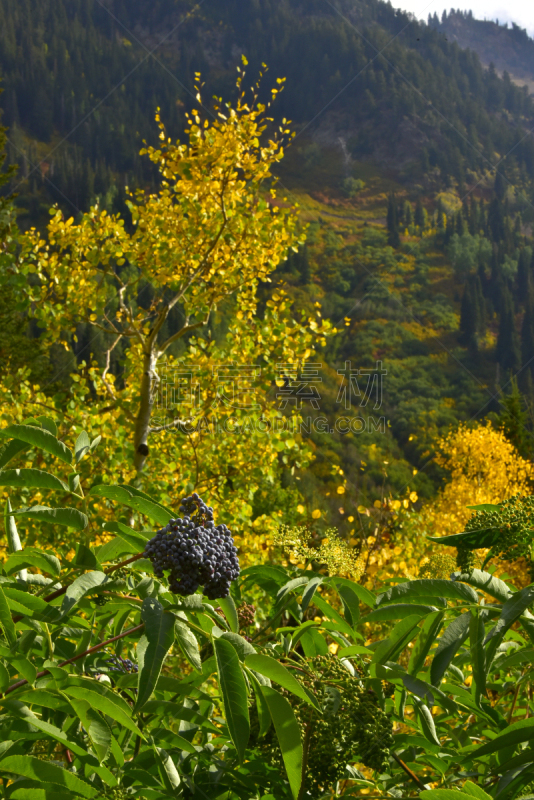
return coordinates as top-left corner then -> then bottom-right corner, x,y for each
11,552 -> 146,623
391,753 -> 428,791
3,622 -> 145,696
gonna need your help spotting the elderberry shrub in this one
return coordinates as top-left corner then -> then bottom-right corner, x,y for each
251,654 -> 393,794
144,493 -> 240,599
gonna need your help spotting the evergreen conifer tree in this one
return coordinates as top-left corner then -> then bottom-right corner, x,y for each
517,248 -> 532,302
497,285 -> 521,375
387,193 -> 400,247
414,198 -> 425,229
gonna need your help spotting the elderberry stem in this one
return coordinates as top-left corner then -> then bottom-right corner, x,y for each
11,552 -> 146,624
391,752 -> 427,790
3,622 -> 145,697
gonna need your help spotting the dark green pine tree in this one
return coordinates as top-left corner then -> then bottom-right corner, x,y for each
414,198 -> 425,229
459,279 -> 478,349
387,194 -> 400,247
517,248 -> 532,303
496,285 -> 521,376
496,377 -> 533,458
460,274 -> 485,349
521,289 -> 534,387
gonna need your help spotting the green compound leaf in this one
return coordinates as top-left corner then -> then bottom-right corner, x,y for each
363,603 -> 438,622
174,619 -> 202,672
452,570 -> 512,603
135,598 -> 176,712
0,439 -> 29,470
74,431 -> 91,463
0,425 -> 72,465
465,718 -> 534,759
408,611 -> 444,677
372,615 -> 424,665
62,684 -> 144,739
0,755 -> 98,797
61,571 -> 108,616
0,468 -> 69,492
0,585 -> 16,646
218,595 -> 239,633
261,685 -> 303,800
10,505 -> 88,531
377,578 -> 479,605
89,484 -> 171,527
214,637 -> 250,764
4,548 -> 61,578
430,612 -> 471,687
66,697 -> 112,763
245,653 -> 320,709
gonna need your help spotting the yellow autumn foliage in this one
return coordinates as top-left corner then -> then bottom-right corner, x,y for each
423,421 -> 533,540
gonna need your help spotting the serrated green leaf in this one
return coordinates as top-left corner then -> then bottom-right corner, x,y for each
329,576 -> 376,608
0,755 -> 98,797
466,718 -> 534,758
335,582 -> 360,625
372,615 -> 424,665
0,585 -> 16,646
4,548 -> 61,579
0,469 -> 68,492
247,668 -> 271,738
89,485 -> 170,527
174,618 -> 201,672
0,425 -> 72,466
462,780 -> 493,800
470,609 -> 487,703
414,698 -> 440,746
0,439 -> 29,470
452,570 -> 512,603
245,653 -> 320,709
377,579 -> 478,605
153,746 -> 180,792
364,603 -> 437,622
35,417 -> 58,437
1,699 -> 91,759
430,612 -> 471,687
218,595 -> 239,633
135,598 -> 175,711
62,684 -> 143,739
261,686 -> 302,800
219,631 -> 256,659
74,431 -> 91,464
485,585 -> 534,667
10,505 -> 88,531
61,571 -> 108,616
301,576 -> 322,612
214,637 -> 250,763
408,611 -> 444,676
66,696 -> 111,762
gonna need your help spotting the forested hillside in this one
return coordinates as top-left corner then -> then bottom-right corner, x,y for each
430,10 -> 534,90
1,0 -> 534,520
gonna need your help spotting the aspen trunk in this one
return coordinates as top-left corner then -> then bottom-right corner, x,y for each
133,347 -> 158,473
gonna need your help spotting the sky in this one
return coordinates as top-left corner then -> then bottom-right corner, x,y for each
392,0 -> 534,36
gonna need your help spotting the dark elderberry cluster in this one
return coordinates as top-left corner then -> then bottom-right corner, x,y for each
251,654 -> 393,794
144,493 -> 240,599
106,655 -> 138,674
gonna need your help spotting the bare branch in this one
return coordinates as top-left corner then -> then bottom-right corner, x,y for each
158,307 -> 212,356
101,334 -> 123,401
149,417 -> 190,434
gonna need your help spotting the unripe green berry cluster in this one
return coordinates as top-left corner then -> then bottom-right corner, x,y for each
251,653 -> 393,794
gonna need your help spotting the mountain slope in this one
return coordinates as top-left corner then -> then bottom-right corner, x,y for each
430,10 -> 534,93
